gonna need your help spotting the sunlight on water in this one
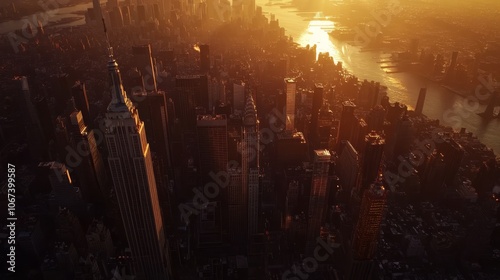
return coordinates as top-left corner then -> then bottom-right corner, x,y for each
297,16 -> 342,61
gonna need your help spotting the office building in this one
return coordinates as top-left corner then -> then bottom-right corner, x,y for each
360,132 -> 385,193
284,78 -> 296,131
311,100 -> 334,150
197,114 -> 228,180
69,109 -> 108,201
200,44 -> 210,73
306,150 -> 331,254
133,90 -> 172,214
103,44 -> 170,279
233,80 -> 246,114
174,75 -> 210,129
348,181 -> 387,280
338,101 -> 356,145
132,44 -> 157,92
337,141 -> 360,196
227,167 -> 246,245
71,81 -> 91,128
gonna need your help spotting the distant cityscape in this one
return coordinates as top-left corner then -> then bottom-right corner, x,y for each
0,0 -> 500,280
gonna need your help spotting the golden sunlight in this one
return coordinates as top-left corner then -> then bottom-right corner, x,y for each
297,14 -> 340,61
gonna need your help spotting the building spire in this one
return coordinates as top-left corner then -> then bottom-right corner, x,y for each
102,18 -> 130,112
243,93 -> 257,126
102,18 -> 113,59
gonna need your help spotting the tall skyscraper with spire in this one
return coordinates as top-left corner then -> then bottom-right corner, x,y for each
102,38 -> 170,279
242,94 -> 260,237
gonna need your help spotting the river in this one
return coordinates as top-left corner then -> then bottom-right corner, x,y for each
1,0 -> 498,154
258,0 -> 500,155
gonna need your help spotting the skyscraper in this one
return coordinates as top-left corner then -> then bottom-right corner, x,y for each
103,44 -> 170,279
360,131 -> 385,193
306,149 -> 330,254
132,44 -> 157,92
200,44 -> 210,73
69,109 -> 108,201
233,80 -> 246,113
133,90 -> 172,182
197,114 -> 228,179
71,81 -> 91,126
352,181 -> 386,259
316,101 -> 334,149
415,88 -> 426,115
348,181 -> 387,280
242,94 -> 260,237
311,83 -> 324,137
337,141 -> 360,196
227,167 -> 246,245
338,100 -> 356,145
174,75 -> 210,128
284,78 -> 296,131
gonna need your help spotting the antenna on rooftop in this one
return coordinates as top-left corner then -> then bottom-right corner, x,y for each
102,17 -> 113,58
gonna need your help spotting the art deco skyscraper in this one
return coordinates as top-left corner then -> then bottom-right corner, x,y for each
103,44 -> 169,279
242,94 -> 260,237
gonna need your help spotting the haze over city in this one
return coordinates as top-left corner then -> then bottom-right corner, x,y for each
1,0 -> 499,279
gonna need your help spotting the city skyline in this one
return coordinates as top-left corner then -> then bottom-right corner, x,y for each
1,0 -> 500,279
